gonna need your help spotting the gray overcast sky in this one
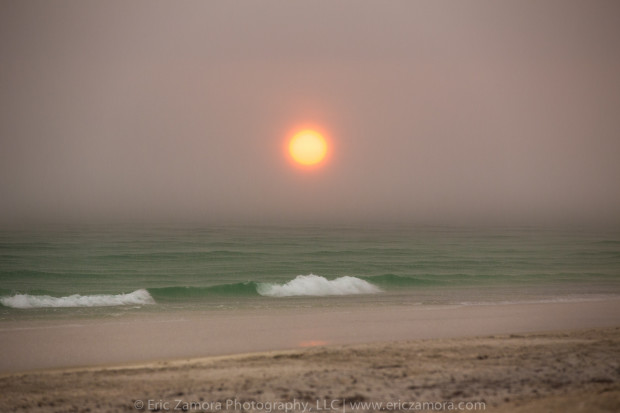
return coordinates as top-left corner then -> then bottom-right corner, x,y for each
1,1 -> 619,227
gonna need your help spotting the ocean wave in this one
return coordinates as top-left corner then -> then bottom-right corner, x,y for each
360,273 -> 442,286
0,275 -> 394,308
150,275 -> 388,300
256,274 -> 382,297
148,282 -> 259,300
0,289 -> 154,309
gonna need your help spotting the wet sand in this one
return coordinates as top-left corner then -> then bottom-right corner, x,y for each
1,299 -> 619,373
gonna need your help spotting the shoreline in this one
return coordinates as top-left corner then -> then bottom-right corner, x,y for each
1,298 -> 619,374
1,326 -> 619,412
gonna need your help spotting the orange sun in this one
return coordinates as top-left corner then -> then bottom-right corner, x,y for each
288,129 -> 328,167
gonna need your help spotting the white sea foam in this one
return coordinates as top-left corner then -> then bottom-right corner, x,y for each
256,274 -> 382,297
0,289 -> 155,309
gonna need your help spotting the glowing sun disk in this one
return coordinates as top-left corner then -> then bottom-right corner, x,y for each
288,130 -> 328,166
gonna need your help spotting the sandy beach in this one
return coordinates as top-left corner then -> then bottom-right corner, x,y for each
1,327 -> 619,412
1,299 -> 619,412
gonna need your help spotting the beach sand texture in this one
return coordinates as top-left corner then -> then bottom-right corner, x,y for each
1,327 -> 619,413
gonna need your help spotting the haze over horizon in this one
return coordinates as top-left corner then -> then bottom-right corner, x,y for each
1,1 -> 619,228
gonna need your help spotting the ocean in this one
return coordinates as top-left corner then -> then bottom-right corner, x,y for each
1,224 -> 619,321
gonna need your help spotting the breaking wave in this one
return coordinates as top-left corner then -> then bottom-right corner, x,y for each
256,274 -> 382,297
0,274 -> 395,308
0,289 -> 154,309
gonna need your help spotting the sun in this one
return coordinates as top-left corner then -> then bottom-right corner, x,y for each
288,129 -> 328,167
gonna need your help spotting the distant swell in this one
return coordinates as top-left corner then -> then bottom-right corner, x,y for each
0,289 -> 154,309
256,274 -> 382,297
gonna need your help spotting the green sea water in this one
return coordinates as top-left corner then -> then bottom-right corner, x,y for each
1,224 -> 619,320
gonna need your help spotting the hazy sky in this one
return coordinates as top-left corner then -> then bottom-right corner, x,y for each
1,1 -> 619,227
